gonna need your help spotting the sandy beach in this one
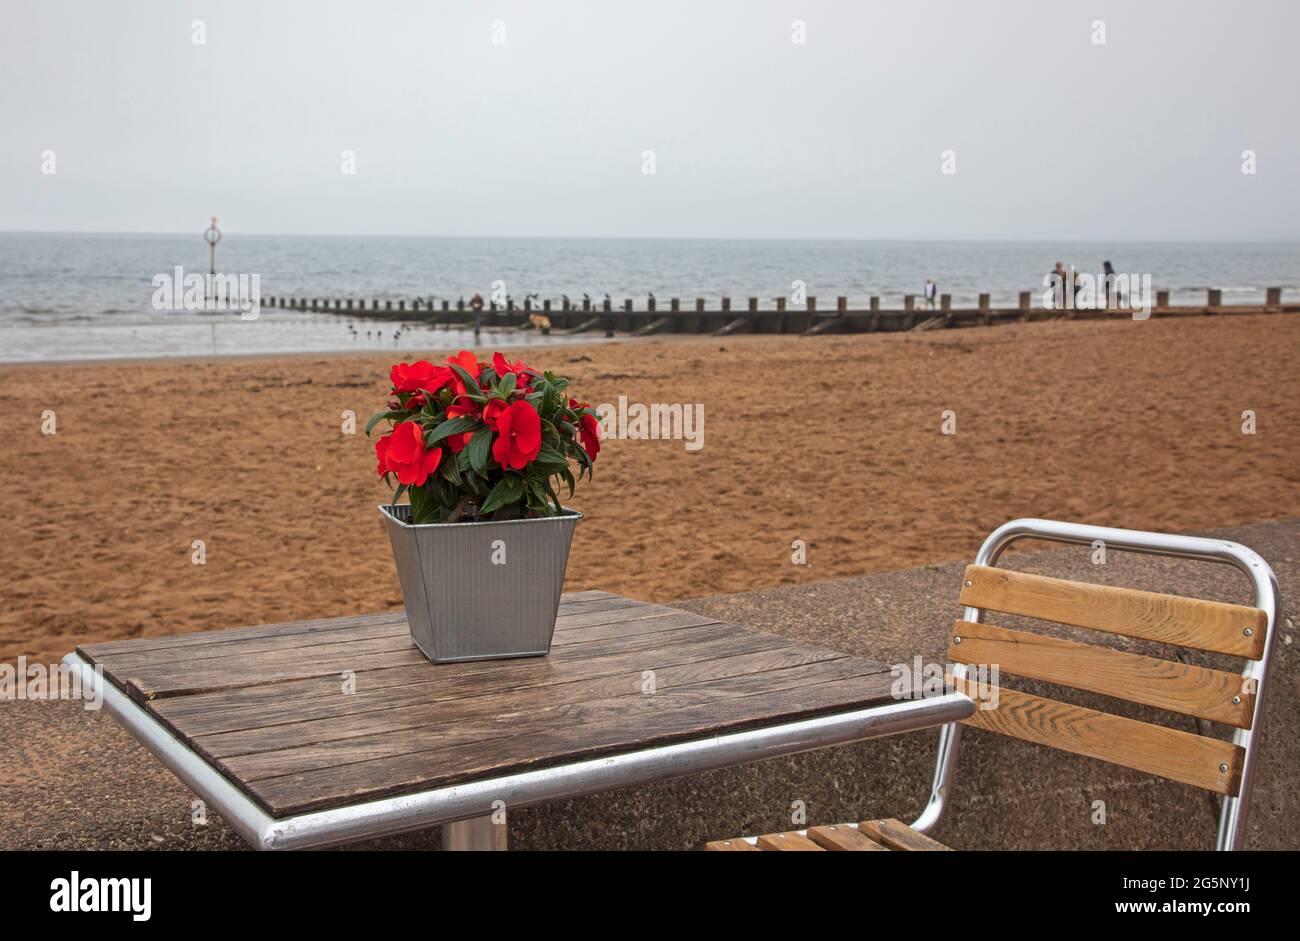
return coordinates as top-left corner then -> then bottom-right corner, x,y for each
2,313 -> 1297,663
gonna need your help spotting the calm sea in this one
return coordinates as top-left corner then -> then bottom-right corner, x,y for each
1,233 -> 1296,361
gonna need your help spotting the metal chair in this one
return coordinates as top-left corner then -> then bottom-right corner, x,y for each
706,519 -> 1280,851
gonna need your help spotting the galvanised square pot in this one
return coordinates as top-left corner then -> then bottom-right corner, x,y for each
379,503 -> 582,663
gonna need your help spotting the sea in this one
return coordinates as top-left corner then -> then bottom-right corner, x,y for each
1,232 -> 1296,363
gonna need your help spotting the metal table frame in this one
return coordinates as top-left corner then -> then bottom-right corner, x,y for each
63,652 -> 974,850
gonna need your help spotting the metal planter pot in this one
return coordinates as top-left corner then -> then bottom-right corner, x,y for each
379,503 -> 582,663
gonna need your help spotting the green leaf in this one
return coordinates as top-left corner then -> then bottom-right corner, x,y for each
479,474 -> 524,515
365,409 -> 405,436
534,443 -> 569,469
448,364 -> 488,403
559,466 -> 576,498
466,428 -> 493,475
425,416 -> 478,446
409,485 -> 438,524
496,372 -> 517,398
390,483 -> 408,508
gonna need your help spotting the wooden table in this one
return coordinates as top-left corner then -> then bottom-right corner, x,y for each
65,591 -> 974,849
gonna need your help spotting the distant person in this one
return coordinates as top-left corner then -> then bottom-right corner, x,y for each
1048,261 -> 1068,309
470,292 -> 484,342
924,277 -> 937,311
1102,259 -> 1118,308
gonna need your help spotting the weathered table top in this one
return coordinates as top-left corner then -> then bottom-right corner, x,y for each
77,591 -> 896,819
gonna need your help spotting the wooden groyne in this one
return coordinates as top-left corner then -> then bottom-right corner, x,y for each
261,288 -> 1295,337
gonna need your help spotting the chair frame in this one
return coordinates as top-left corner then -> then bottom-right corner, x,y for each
910,518 -> 1281,851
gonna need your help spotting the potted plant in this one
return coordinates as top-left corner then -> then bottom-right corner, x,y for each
368,350 -> 602,663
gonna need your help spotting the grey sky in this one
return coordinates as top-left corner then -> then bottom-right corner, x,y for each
2,0 -> 1297,240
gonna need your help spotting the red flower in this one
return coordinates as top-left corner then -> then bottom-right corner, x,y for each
446,350 -> 482,400
579,412 -> 601,460
391,361 -> 452,395
491,401 -> 542,470
375,420 -> 443,486
568,398 -> 601,461
492,351 -> 534,390
482,399 -> 508,430
444,403 -> 479,453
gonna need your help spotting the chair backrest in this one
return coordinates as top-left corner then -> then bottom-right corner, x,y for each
912,519 -> 1279,850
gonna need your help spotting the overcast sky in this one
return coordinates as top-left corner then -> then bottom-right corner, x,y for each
2,0 -> 1297,240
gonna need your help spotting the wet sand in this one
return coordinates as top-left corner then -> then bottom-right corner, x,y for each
2,314 -> 1297,662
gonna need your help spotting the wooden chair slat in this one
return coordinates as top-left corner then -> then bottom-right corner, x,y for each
857,818 -> 952,851
806,825 -> 890,851
953,680 -> 1245,795
755,831 -> 825,851
959,565 -> 1266,658
704,838 -> 761,851
948,620 -> 1254,729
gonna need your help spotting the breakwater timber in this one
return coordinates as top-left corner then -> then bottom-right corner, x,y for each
263,287 -> 1296,337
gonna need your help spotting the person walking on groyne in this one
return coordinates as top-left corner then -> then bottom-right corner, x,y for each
924,277 -> 937,311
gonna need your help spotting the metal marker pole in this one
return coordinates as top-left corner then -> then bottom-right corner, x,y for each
204,217 -> 222,309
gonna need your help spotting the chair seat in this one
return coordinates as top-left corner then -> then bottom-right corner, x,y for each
705,818 -> 951,851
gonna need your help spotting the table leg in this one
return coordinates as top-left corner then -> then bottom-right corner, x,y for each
443,815 -> 508,851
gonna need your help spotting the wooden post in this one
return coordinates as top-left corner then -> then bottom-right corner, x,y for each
836,296 -> 847,313
670,298 -> 680,312
695,298 -> 705,312
807,296 -> 816,312
1208,288 -> 1222,309
1019,291 -> 1031,312
647,296 -> 656,313
561,297 -> 570,312
978,293 -> 991,325
543,299 -> 551,313
775,297 -> 786,312
582,297 -> 591,312
870,296 -> 880,312
978,293 -> 990,311
904,295 -> 915,312
748,297 -> 758,313
603,298 -> 612,312
940,294 -> 951,313
623,299 -> 632,313
1156,290 -> 1169,309
1266,286 -> 1282,309
398,300 -> 406,311
721,297 -> 731,312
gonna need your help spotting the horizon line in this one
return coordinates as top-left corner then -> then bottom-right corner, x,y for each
2,229 -> 1299,246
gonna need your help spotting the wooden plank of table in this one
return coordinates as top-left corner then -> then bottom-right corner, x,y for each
198,644 -> 856,762
248,672 -> 898,816
80,594 -> 635,666
158,630 -> 794,736
91,600 -> 667,673
102,616 -> 739,702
